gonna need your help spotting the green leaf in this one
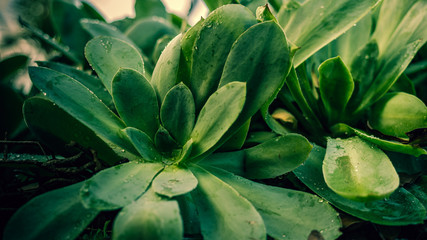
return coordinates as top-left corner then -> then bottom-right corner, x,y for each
37,61 -> 114,110
153,165 -> 198,198
369,92 -> 427,139
23,97 -> 129,165
125,18 -> 178,57
0,54 -> 29,81
407,176 -> 427,211
80,161 -> 163,210
28,67 -> 138,155
189,4 -> 257,110
135,0 -> 167,19
294,145 -> 426,225
218,118 -> 250,151
85,36 -> 145,93
4,182 -> 99,240
190,82 -> 246,159
190,165 -> 266,240
112,68 -> 159,138
160,82 -> 195,146
331,124 -> 427,157
244,134 -> 312,179
389,73 -> 416,95
318,56 -> 354,124
219,21 -> 291,130
81,19 -> 132,43
323,137 -> 400,201
203,0 -> 239,11
113,194 -> 182,240
124,127 -> 163,162
207,166 -> 342,240
279,0 -> 379,66
151,34 -> 182,102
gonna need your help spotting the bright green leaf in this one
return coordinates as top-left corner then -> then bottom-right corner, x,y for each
369,92 -> 427,139
124,127 -> 163,162
279,0 -> 379,66
294,145 -> 426,225
207,166 -> 342,240
190,165 -> 266,240
85,36 -> 145,93
153,165 -> 198,198
151,34 -> 182,102
135,0 -> 167,19
112,68 -> 159,139
160,82 -> 195,146
80,161 -> 163,210
4,182 -> 99,240
189,4 -> 257,110
323,137 -> 399,201
190,82 -> 246,159
113,194 -> 182,240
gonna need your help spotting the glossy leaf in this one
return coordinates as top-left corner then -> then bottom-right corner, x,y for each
28,67 -> 137,155
124,127 -> 163,162
190,165 -> 266,240
153,165 -> 198,198
189,4 -> 257,110
85,36 -> 145,93
207,166 -> 342,240
135,0 -> 167,19
113,194 -> 182,240
112,68 -> 159,138
244,134 -> 312,179
219,21 -> 291,130
331,124 -> 427,157
323,137 -> 400,201
190,82 -> 246,159
80,161 -> 163,210
278,0 -> 379,66
369,92 -> 427,139
160,82 -> 195,146
37,61 -> 114,110
24,97 -> 129,165
125,18 -> 178,56
318,56 -> 354,124
294,145 -> 426,225
4,182 -> 99,240
151,34 -> 182,102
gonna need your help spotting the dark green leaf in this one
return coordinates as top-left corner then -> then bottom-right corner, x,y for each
389,74 -> 416,95
125,18 -> 178,57
323,137 -> 399,201
154,125 -> 179,153
189,4 -> 257,110
81,161 -> 163,210
190,82 -> 246,159
190,165 -> 266,240
37,61 -> 114,110
124,127 -> 163,162
135,0 -> 167,19
0,54 -> 29,81
294,145 -> 426,225
318,56 -> 354,124
160,82 -> 195,146
85,36 -> 145,93
153,165 -> 198,198
28,67 -> 138,155
207,166 -> 342,240
112,68 -> 159,138
4,182 -> 99,240
24,97 -> 129,165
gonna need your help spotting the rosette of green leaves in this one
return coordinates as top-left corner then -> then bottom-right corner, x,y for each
264,0 -> 427,221
5,5 -> 342,240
